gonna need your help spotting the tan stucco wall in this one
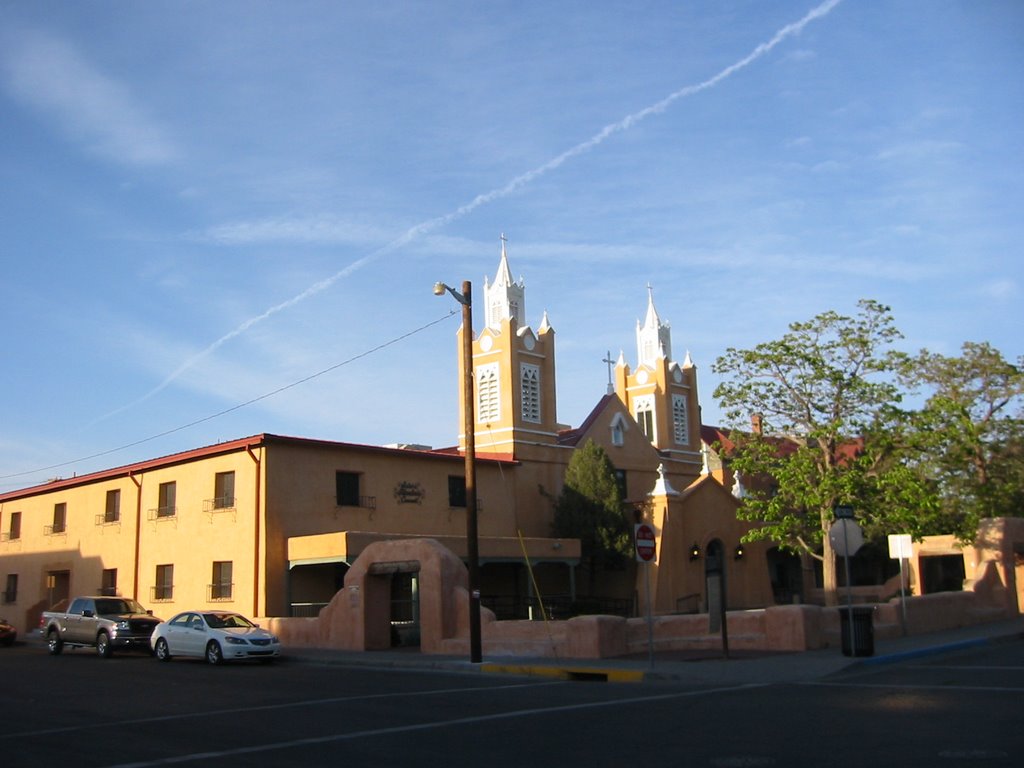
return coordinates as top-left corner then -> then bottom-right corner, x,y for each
0,442 -> 264,629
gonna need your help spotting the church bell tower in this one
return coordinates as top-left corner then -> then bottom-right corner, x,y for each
456,236 -> 558,458
613,287 -> 702,475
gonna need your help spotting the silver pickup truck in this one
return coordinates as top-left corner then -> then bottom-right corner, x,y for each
41,596 -> 162,658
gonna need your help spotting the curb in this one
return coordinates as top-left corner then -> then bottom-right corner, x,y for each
480,662 -> 646,683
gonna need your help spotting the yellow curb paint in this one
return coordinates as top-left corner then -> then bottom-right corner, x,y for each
480,663 -> 645,683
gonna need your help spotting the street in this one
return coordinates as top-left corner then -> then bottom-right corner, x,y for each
1,637 -> 1021,767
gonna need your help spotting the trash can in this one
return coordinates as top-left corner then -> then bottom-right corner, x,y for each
838,605 -> 874,657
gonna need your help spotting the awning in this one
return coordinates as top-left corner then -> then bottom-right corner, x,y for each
287,530 -> 580,569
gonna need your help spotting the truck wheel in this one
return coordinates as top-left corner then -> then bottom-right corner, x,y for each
47,630 -> 63,656
205,641 -> 223,666
154,638 -> 172,662
97,631 -> 113,659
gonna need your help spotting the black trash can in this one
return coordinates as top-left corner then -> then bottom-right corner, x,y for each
838,606 -> 874,657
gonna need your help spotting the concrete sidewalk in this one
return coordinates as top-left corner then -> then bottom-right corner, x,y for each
284,616 -> 1024,685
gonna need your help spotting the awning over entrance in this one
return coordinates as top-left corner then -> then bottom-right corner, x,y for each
287,530 -> 580,569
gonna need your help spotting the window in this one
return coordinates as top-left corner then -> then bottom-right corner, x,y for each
50,503 -> 67,534
447,475 -> 467,508
672,394 -> 689,445
154,564 -> 174,601
214,471 -> 235,509
5,511 -> 21,541
211,561 -> 233,601
615,469 -> 628,500
3,574 -> 16,604
610,413 -> 627,447
336,471 -> 360,506
520,363 -> 541,423
157,482 -> 176,518
100,569 -> 117,596
105,489 -> 121,523
476,363 -> 500,424
635,396 -> 655,443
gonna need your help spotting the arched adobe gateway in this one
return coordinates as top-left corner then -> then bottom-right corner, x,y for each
272,538 -> 479,654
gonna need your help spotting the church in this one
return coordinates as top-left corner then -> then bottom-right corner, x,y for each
0,238 -> 775,636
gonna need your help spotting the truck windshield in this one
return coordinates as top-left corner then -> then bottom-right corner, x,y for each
95,599 -> 145,615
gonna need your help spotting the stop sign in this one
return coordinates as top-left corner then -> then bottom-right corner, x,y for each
635,523 -> 657,563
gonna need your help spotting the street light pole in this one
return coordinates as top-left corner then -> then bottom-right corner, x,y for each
434,279 -> 483,664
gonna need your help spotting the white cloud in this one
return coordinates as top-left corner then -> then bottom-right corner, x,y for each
979,279 -> 1017,301
0,29 -> 176,166
196,214 -> 390,246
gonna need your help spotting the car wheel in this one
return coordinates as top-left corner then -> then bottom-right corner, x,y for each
47,630 -> 63,656
154,638 -> 172,662
205,641 -> 223,666
97,631 -> 113,658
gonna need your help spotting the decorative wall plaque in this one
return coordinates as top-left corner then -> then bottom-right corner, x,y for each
394,481 -> 425,504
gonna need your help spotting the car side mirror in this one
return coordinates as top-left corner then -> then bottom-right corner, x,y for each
82,610 -> 94,618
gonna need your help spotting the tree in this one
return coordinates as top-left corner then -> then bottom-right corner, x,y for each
551,439 -> 632,594
899,342 -> 1024,539
711,300 -> 908,604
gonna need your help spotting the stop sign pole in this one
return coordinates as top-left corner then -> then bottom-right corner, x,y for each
635,523 -> 657,669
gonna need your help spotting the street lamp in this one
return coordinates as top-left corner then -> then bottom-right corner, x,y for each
433,279 -> 482,664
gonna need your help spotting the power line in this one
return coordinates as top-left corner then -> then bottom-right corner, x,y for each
0,310 -> 458,485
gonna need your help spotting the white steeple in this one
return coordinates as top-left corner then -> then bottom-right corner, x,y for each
484,233 -> 526,331
636,284 -> 672,368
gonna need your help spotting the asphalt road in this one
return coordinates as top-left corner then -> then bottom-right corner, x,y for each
2,638 -> 1021,767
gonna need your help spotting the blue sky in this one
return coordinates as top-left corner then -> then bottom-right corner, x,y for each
1,0 -> 1021,490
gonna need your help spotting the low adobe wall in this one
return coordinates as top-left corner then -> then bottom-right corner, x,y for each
263,538 -> 1017,659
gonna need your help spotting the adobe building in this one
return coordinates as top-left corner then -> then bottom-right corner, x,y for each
0,238 -> 774,637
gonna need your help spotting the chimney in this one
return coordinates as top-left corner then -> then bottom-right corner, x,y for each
751,413 -> 763,435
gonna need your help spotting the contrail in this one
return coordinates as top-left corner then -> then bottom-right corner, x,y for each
115,0 -> 842,415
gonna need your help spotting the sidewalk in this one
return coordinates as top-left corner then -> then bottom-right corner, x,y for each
284,616 -> 1024,686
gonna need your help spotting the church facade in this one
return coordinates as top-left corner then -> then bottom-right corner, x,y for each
0,239 -> 774,636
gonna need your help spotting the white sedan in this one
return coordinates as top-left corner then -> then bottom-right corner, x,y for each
151,610 -> 281,665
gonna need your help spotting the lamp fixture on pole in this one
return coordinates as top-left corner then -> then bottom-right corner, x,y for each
433,279 -> 482,664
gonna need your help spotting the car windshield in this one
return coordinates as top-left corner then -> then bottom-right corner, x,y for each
204,613 -> 255,629
95,599 -> 146,615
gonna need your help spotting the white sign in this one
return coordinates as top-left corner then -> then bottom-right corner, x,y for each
828,518 -> 864,557
888,534 -> 913,560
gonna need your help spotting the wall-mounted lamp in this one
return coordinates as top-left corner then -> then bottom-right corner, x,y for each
689,543 -> 701,561
734,544 -> 745,561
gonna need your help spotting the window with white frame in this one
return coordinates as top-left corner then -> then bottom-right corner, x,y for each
476,362 -> 500,424
634,396 -> 655,443
520,363 -> 540,423
610,413 -> 627,447
672,394 -> 689,445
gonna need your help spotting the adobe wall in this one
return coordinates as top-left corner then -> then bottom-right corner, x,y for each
265,526 -> 1021,659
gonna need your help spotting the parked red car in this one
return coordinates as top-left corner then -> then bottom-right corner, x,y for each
0,617 -> 16,646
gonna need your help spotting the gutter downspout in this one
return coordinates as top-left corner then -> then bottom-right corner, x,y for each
246,445 -> 262,617
130,473 -> 143,602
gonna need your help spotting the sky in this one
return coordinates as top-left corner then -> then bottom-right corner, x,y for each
1,0 -> 1022,491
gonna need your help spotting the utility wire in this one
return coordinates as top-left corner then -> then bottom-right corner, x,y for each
1,310 -> 458,484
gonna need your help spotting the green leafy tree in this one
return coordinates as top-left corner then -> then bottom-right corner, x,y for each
552,439 -> 632,594
899,342 -> 1024,538
712,300 -> 910,604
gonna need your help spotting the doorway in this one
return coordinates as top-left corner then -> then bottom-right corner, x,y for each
705,539 -> 726,630
389,571 -> 420,648
46,570 -> 71,610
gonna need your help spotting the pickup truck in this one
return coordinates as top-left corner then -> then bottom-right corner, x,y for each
41,596 -> 162,658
